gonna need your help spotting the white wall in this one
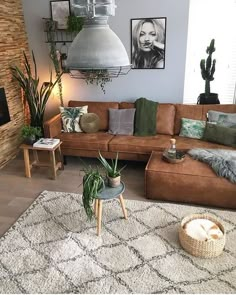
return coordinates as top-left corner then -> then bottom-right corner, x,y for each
21,0 -> 190,118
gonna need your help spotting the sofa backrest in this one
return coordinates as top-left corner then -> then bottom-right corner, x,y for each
68,101 -> 119,131
174,104 -> 236,134
119,102 -> 176,135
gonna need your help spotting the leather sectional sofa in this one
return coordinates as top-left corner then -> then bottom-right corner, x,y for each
44,100 -> 236,159
44,101 -> 236,209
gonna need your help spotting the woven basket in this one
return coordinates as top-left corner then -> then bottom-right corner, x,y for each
179,214 -> 226,258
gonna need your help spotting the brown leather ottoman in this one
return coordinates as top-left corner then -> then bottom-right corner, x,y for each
145,151 -> 236,209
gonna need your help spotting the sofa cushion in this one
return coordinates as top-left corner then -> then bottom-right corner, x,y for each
59,106 -> 88,133
68,101 -> 119,131
208,110 -> 236,127
202,104 -> 236,121
202,123 -> 236,147
57,132 -> 114,151
179,118 -> 206,139
108,108 -> 136,135
109,134 -> 171,154
174,104 -> 204,134
174,136 -> 235,151
119,102 -> 175,135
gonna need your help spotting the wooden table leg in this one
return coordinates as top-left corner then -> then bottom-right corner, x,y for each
119,194 -> 128,219
49,150 -> 57,180
23,148 -> 31,178
94,199 -> 98,217
33,150 -> 39,164
97,199 -> 103,236
57,145 -> 64,170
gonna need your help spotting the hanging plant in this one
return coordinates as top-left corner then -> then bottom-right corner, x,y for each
83,69 -> 112,94
67,15 -> 84,32
44,18 -> 64,107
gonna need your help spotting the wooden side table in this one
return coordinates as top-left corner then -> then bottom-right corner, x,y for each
94,181 -> 127,236
20,142 -> 64,179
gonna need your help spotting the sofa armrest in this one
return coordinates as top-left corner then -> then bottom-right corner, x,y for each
44,114 -> 62,138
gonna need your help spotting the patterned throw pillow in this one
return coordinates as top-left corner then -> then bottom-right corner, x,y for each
208,111 -> 236,128
179,118 -> 206,139
60,106 -> 88,132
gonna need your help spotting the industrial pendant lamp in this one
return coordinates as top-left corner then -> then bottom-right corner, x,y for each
66,0 -> 131,79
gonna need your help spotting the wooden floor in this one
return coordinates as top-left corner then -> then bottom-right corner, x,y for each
0,150 -> 147,237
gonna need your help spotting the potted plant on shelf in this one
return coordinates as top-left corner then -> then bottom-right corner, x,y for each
198,39 -> 220,104
82,165 -> 105,220
98,151 -> 126,188
21,125 -> 42,145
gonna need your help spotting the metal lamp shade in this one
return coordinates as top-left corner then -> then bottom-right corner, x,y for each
66,18 -> 131,76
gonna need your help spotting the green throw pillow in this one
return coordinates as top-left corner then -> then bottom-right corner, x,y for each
179,118 -> 206,139
60,106 -> 88,132
202,123 -> 236,147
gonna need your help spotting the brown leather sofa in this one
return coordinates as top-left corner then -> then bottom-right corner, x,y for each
44,101 -> 236,209
44,100 -> 236,159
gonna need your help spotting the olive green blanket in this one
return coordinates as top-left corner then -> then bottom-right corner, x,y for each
134,97 -> 158,136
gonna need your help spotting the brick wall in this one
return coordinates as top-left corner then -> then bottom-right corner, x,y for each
0,0 -> 29,168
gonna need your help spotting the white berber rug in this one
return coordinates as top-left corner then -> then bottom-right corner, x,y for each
0,191 -> 236,293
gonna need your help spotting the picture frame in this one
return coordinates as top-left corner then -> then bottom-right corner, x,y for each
131,17 -> 167,69
50,0 -> 71,30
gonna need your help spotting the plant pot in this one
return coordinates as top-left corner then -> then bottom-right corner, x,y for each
197,93 -> 220,105
107,176 -> 121,188
24,136 -> 36,145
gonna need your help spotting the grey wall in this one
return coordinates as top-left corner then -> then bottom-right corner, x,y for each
22,0 -> 190,118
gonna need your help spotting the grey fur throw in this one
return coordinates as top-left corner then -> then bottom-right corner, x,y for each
188,149 -> 236,184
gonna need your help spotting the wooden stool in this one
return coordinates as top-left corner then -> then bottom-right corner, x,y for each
94,181 -> 127,236
20,142 -> 64,179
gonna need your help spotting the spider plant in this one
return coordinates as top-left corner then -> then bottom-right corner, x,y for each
98,151 -> 126,178
10,51 -> 62,133
82,166 -> 105,221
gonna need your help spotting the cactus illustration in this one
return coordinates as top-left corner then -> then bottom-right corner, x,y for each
200,39 -> 216,97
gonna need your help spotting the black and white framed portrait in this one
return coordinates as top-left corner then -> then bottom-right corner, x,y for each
50,0 -> 71,30
131,17 -> 167,69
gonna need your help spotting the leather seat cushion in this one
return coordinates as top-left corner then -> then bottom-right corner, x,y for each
109,134 -> 172,154
58,132 -> 114,151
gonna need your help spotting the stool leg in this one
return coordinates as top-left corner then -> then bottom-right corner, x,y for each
94,199 -> 98,217
49,150 -> 57,180
23,149 -> 31,178
97,200 -> 103,236
119,194 -> 128,219
57,145 -> 64,170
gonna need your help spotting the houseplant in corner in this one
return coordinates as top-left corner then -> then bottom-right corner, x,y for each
98,151 -> 126,187
21,125 -> 42,145
82,165 -> 105,220
198,39 -> 220,104
10,51 -> 62,133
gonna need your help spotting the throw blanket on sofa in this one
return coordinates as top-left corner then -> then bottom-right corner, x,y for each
188,149 -> 236,183
134,97 -> 158,136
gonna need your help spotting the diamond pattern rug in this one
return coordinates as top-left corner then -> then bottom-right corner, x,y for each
0,191 -> 236,293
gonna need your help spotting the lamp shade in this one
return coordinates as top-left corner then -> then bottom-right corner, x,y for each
66,18 -> 130,70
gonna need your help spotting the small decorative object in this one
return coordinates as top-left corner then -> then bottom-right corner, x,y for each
21,125 -> 42,145
98,151 -> 126,188
131,17 -> 167,69
179,214 -> 225,258
167,138 -> 177,159
50,0 -> 71,30
60,42 -> 68,72
82,166 -> 105,220
80,113 -> 100,133
162,150 -> 185,164
198,39 -> 220,104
